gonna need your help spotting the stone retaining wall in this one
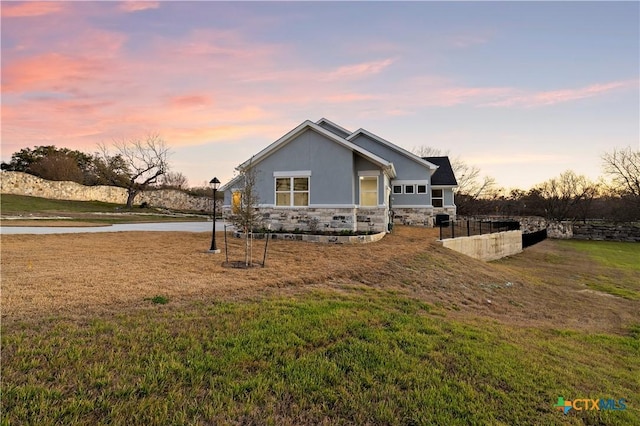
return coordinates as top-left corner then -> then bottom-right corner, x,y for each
0,171 -> 211,212
464,215 -> 639,242
572,222 -> 640,242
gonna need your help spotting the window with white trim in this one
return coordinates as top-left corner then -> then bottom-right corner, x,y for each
404,184 -> 415,194
392,185 -> 402,194
360,176 -> 378,206
432,189 -> 443,207
417,184 -> 427,194
276,177 -> 309,206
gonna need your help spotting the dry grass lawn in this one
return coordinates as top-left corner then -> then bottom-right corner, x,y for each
1,226 -> 637,332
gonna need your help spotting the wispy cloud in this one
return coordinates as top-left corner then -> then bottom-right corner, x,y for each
167,95 -> 214,108
118,1 -> 160,13
449,33 -> 491,48
322,93 -> 381,103
1,1 -> 65,18
324,58 -> 395,80
483,80 -> 638,108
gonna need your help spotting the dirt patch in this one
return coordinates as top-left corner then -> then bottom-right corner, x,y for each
1,226 -> 637,333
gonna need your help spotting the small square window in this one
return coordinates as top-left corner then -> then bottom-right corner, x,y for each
417,185 -> 427,194
404,185 -> 414,194
392,185 -> 402,194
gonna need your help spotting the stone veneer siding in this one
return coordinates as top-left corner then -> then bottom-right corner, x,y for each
392,206 -> 456,227
223,206 -> 389,233
1,171 -> 212,212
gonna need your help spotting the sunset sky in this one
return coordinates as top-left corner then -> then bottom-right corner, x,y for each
2,1 -> 638,191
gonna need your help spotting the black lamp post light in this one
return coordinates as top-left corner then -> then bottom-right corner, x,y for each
208,177 -> 221,254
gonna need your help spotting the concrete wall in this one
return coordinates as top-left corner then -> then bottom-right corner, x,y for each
439,230 -> 523,261
0,171 -> 212,212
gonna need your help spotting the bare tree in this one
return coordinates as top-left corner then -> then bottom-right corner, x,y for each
97,134 -> 171,208
412,145 -> 497,198
602,147 -> 640,205
228,158 -> 262,266
532,170 -> 597,220
158,171 -> 189,190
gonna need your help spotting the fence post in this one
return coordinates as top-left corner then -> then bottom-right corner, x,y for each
440,223 -> 443,240
467,220 -> 470,237
452,220 -> 455,238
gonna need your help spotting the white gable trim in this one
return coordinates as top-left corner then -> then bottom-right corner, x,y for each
315,118 -> 352,136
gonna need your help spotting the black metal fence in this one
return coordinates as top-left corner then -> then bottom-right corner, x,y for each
522,229 -> 547,248
439,218 -> 520,240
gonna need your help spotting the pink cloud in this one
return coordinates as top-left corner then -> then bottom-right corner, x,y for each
2,53 -> 106,94
322,93 -> 381,103
168,95 -> 214,108
118,1 -> 160,13
1,1 -> 65,18
324,58 -> 395,80
483,80 -> 638,108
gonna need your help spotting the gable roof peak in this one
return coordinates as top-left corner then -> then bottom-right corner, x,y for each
315,118 -> 352,138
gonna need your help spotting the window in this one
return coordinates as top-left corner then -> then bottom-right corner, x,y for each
417,184 -> 427,194
360,176 -> 378,206
432,189 -> 443,207
404,184 -> 415,194
232,191 -> 242,214
392,185 -> 402,194
276,177 -> 309,206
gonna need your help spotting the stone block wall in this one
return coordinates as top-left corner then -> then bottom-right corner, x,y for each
572,222 -> 640,242
547,221 -> 573,239
392,206 -> 456,227
392,207 -> 434,227
0,171 -> 212,212
222,206 -> 389,233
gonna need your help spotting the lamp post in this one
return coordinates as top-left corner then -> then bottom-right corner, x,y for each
209,177 -> 221,253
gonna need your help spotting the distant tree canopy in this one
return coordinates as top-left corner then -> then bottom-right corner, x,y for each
2,136 -> 173,208
1,146 -> 95,184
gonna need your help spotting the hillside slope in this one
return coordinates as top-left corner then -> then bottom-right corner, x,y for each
2,226 -> 637,334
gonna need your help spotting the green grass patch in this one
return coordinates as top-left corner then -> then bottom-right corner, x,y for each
0,194 -> 204,224
561,240 -> 640,272
560,240 -> 640,300
1,194 -> 126,214
2,290 -> 638,425
147,295 -> 169,305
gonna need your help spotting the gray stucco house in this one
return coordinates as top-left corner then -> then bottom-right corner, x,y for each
221,118 -> 457,233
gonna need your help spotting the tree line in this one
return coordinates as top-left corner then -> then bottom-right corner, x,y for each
413,146 -> 639,222
3,140 -> 638,221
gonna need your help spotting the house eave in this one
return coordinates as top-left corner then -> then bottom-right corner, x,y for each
346,128 -> 438,171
